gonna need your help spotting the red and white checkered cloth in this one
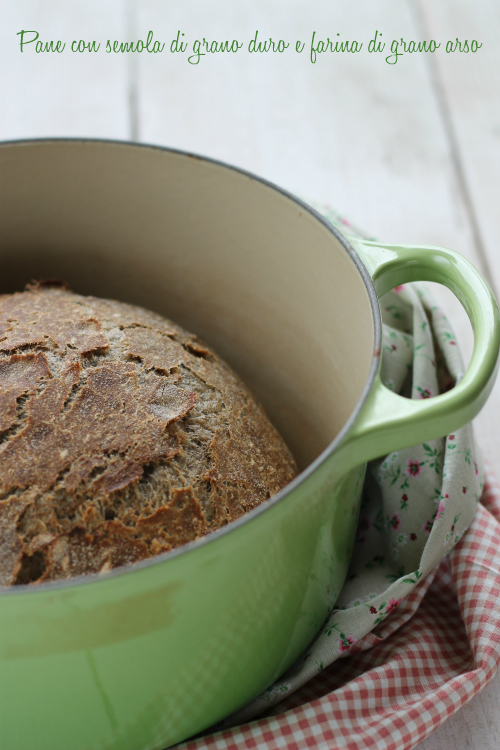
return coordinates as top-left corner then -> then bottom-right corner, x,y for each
178,470 -> 500,750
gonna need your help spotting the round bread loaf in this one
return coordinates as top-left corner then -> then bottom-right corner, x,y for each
0,282 -> 297,585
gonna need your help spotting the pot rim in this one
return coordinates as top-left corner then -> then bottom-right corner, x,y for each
0,137 -> 382,597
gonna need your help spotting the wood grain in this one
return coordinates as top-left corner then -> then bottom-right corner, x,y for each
418,0 -> 500,297
135,0 -> 500,473
413,0 -> 500,524
0,0 -> 130,140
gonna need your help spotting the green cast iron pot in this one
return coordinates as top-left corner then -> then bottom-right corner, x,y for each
0,140 -> 498,750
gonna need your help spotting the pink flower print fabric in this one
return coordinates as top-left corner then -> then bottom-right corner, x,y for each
406,459 -> 422,477
218,208 -> 484,728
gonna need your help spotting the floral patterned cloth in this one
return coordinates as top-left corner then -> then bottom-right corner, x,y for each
217,204 -> 485,727
179,473 -> 500,750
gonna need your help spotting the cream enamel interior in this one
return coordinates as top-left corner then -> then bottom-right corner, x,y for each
0,140 -> 375,469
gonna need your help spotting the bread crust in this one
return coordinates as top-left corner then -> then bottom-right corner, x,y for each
0,282 -> 297,585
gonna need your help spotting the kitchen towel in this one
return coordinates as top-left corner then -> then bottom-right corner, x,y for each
174,205 -> 499,750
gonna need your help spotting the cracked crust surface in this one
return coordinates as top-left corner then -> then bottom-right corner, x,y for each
0,282 -> 298,585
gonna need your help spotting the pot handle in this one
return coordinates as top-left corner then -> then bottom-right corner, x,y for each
339,239 -> 500,465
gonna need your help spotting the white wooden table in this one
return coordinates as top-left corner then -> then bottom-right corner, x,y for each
1,1 -> 499,747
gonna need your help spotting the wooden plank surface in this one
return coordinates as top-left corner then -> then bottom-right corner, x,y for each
414,0 -> 500,493
134,10 -> 500,744
135,0 -> 500,469
0,1 -> 499,747
0,0 -> 130,139
418,0 -> 500,296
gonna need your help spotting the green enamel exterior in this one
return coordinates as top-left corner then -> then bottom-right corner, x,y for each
346,240 -> 500,461
0,236 -> 498,749
0,461 -> 366,750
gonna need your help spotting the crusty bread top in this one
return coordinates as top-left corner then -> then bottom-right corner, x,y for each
0,282 -> 297,585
